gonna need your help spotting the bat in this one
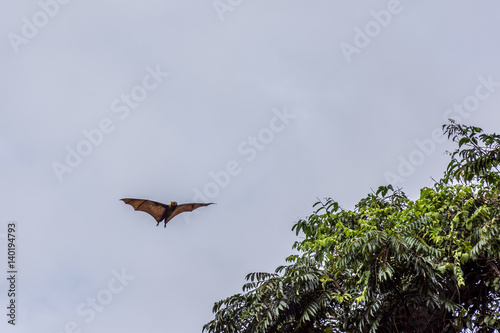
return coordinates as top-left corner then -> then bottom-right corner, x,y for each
121,198 -> 214,227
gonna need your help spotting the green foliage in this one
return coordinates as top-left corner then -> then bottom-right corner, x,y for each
203,122 -> 500,333
443,119 -> 500,185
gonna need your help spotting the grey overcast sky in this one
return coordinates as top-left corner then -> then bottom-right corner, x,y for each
2,1 -> 500,332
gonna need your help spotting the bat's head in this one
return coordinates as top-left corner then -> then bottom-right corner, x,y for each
170,201 -> 178,208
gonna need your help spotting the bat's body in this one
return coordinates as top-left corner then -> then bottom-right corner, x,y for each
121,198 -> 214,227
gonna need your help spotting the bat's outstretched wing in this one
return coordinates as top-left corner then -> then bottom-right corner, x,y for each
166,203 -> 215,223
121,198 -> 168,223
